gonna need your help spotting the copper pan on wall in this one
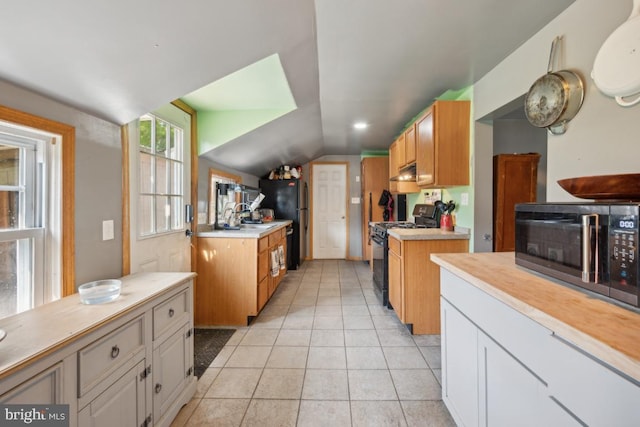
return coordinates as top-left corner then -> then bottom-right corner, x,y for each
525,36 -> 585,135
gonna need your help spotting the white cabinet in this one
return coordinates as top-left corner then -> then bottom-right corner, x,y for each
153,323 -> 192,424
0,273 -> 196,427
478,331 -> 548,427
441,299 -> 478,426
545,335 -> 640,426
78,315 -> 146,398
440,268 -> 640,427
0,362 -> 64,404
78,359 -> 147,427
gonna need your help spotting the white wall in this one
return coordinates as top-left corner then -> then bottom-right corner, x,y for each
475,0 -> 636,200
473,0 -> 638,251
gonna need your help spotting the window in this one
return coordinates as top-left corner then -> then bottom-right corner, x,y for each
138,114 -> 184,237
208,169 -> 241,225
0,125 -> 62,319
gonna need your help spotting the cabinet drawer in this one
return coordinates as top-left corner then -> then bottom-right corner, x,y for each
78,316 -> 145,396
268,229 -> 282,246
546,335 -> 640,426
258,236 -> 269,252
388,237 -> 401,255
153,289 -> 189,340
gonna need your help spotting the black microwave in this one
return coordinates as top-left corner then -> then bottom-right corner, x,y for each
515,202 -> 639,307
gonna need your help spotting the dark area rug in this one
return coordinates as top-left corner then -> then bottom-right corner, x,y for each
194,328 -> 236,379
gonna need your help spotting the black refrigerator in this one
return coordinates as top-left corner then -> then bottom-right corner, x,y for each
259,179 -> 308,270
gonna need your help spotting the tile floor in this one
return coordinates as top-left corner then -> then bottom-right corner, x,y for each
171,260 -> 455,426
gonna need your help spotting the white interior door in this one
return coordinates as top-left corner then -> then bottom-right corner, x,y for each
128,104 -> 191,273
312,163 -> 347,259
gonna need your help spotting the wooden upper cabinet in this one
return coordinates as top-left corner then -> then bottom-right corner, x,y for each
389,140 -> 398,193
404,124 -> 416,165
416,109 -> 435,185
396,133 -> 406,169
389,139 -> 398,177
416,100 -> 470,188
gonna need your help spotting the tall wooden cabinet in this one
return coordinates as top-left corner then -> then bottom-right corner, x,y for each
361,157 -> 389,264
493,153 -> 541,252
416,100 -> 470,188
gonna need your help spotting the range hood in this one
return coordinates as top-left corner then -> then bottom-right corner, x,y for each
390,163 -> 416,182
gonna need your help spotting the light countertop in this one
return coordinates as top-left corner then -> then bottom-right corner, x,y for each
388,227 -> 470,241
431,252 -> 640,382
0,272 -> 195,380
197,220 -> 292,238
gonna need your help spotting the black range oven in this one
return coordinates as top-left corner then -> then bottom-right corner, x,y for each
371,204 -> 440,307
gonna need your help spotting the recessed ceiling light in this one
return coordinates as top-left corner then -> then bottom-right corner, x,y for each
353,122 -> 368,130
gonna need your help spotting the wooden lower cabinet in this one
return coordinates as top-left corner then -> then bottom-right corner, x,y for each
388,237 -> 403,321
388,236 -> 468,334
196,226 -> 287,326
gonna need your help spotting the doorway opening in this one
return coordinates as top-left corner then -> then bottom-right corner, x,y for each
474,95 -> 548,253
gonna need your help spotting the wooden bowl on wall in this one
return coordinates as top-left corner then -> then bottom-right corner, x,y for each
557,173 -> 640,201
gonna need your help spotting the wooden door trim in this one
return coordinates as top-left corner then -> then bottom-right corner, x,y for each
309,161 -> 350,260
121,125 -> 130,275
0,105 -> 75,296
171,100 -> 198,275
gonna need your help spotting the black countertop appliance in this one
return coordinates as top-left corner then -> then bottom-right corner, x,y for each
258,179 -> 308,270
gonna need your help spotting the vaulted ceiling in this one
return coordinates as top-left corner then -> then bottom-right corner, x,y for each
0,0 -> 575,177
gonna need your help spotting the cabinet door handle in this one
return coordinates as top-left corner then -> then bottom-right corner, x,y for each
110,345 -> 120,359
168,308 -> 175,317
155,383 -> 162,394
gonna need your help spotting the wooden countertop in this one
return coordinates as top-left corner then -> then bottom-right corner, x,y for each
197,220 -> 292,238
387,227 -> 470,241
431,252 -> 640,382
0,272 -> 195,380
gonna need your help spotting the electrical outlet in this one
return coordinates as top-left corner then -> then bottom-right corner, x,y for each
461,193 -> 469,206
351,197 -> 361,204
424,189 -> 442,204
355,175 -> 360,183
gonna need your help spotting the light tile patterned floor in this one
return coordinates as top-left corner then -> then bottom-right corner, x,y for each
171,260 -> 455,426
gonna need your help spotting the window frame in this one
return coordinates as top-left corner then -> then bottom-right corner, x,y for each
208,168 -> 241,225
0,105 -> 75,299
137,113 -> 185,238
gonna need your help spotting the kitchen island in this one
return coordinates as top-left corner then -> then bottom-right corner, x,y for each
432,252 -> 640,426
196,220 -> 292,326
386,227 -> 469,334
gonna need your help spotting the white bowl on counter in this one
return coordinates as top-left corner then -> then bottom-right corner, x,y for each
78,279 -> 122,305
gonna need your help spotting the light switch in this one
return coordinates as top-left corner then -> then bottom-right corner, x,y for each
356,175 -> 360,183
102,220 -> 114,241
